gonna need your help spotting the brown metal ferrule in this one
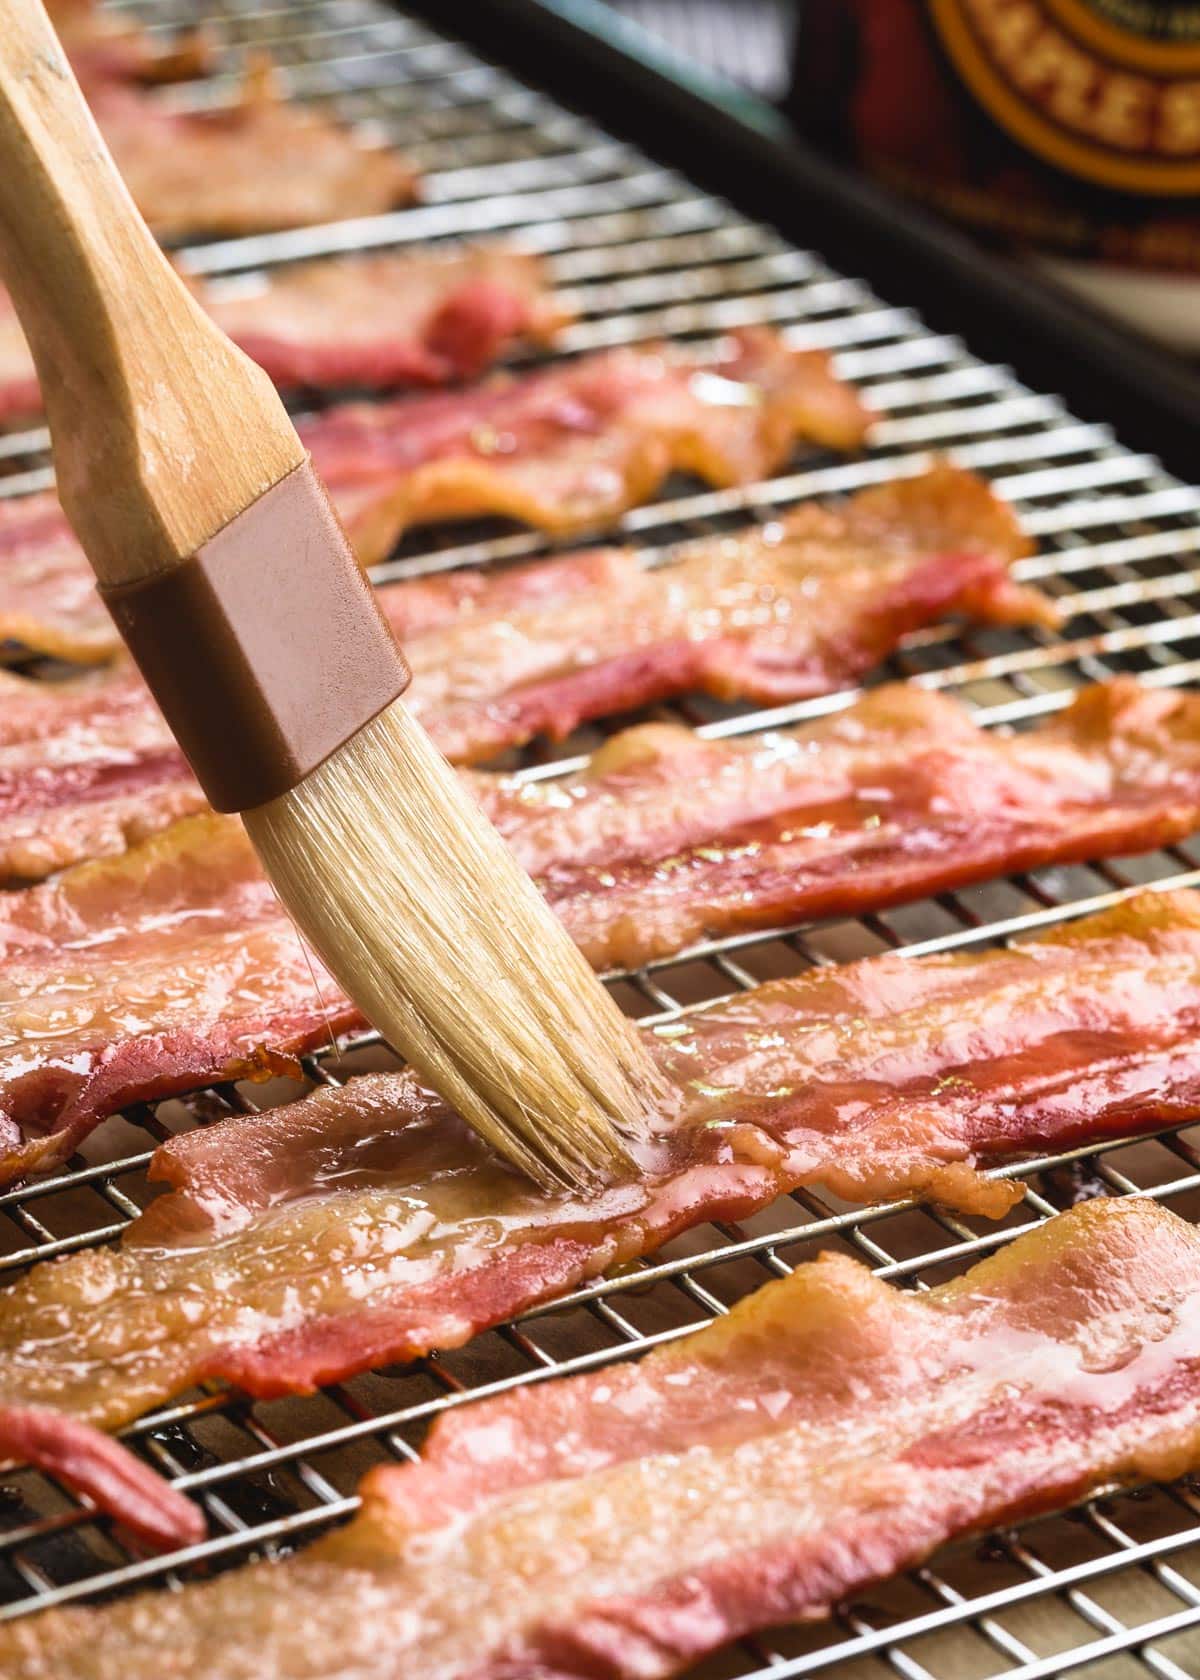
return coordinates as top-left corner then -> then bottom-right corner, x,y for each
101,460 -> 411,813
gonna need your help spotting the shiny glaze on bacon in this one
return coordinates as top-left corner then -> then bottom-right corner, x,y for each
0,666 -> 204,878
87,69 -> 418,239
2,681 -> 1198,1170
494,677 -> 1200,967
0,248 -> 565,423
393,463 -> 1051,761
7,1196 -> 1200,1677
303,327 -> 875,561
3,888 -> 1200,1470
0,816 -> 359,1183
0,329 -> 873,663
0,468 -> 1051,879
50,0 -> 211,87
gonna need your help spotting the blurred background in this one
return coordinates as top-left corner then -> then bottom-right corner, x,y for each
598,0 -> 796,99
595,0 -> 1200,352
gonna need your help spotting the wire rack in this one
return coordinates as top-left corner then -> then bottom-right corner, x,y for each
2,2 -> 1200,1675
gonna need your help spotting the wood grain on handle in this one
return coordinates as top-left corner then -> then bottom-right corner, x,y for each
0,0 -> 303,587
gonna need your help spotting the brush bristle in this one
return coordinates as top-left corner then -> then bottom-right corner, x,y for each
244,699 -> 659,1190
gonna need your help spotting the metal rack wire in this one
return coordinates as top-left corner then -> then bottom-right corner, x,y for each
1,2 -> 1200,1675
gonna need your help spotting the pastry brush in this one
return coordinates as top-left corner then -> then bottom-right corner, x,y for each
0,0 -> 656,1190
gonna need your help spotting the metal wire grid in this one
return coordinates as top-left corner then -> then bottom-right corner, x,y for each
0,2 -> 1198,1675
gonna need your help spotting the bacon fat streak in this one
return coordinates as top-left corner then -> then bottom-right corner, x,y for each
5,1197 -> 1200,1677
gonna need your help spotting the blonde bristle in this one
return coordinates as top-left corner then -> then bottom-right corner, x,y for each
244,699 -> 658,1189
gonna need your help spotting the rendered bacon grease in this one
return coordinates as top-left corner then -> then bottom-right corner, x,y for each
5,1198 -> 1200,1677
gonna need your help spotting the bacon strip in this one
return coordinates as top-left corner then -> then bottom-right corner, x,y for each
497,676 -> 1200,968
0,1409 -> 203,1552
2,886 -> 1200,1464
3,678 -> 1197,1170
50,0 -> 211,87
0,815 -> 359,1183
86,69 -> 418,239
206,246 -> 567,390
0,327 -> 874,661
0,496 -> 127,659
5,1195 -> 1200,1675
0,657 -> 1190,946
0,467 -> 1046,873
54,7 -> 415,237
0,248 -> 566,423
0,666 -> 203,879
303,327 -> 876,561
394,462 -> 1051,761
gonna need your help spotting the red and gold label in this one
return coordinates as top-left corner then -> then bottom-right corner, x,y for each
928,0 -> 1200,193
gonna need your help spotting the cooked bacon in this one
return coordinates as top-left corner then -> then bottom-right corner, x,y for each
0,248 -> 565,423
0,328 -> 873,661
205,246 -> 567,392
494,677 -> 1200,967
0,814 -> 359,1182
0,666 -> 204,879
0,464 -> 1045,796
2,884 -> 1200,1496
0,468 -> 1047,869
2,681 -> 1198,1168
87,69 -> 418,239
0,1409 -> 204,1552
303,327 -> 876,561
50,0 -> 211,87
0,494 -> 119,656
6,1196 -> 1200,1677
391,462 -> 1052,761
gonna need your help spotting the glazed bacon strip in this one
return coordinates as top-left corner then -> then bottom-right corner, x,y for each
0,248 -> 566,422
0,327 -> 873,661
0,467 -> 1047,876
397,461 -> 1052,762
5,1195 -> 1200,1670
301,326 -> 876,561
49,0 -> 211,87
502,676 -> 1200,967
205,246 -> 567,390
0,817 -> 360,1183
0,666 -> 204,880
85,67 -> 419,240
5,679 -> 1200,1172
3,885 -> 1200,1503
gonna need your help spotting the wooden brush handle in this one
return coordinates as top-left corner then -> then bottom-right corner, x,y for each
0,0 -> 303,587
